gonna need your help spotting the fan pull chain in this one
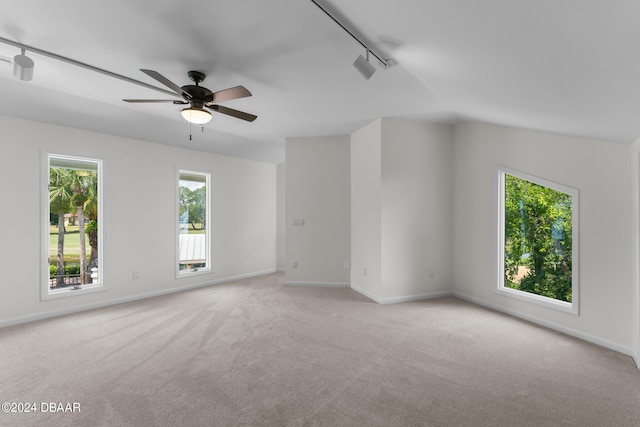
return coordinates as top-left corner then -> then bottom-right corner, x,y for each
186,120 -> 204,142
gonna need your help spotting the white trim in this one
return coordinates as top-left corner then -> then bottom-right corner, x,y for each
349,283 -> 381,303
41,284 -> 106,300
378,291 -> 454,305
635,151 -> 640,369
42,152 -> 105,301
350,283 -> 453,305
495,286 -> 576,315
41,150 -> 49,299
453,291 -> 634,358
1,269 -> 276,329
496,165 -> 580,315
176,169 -> 212,278
284,281 -> 350,288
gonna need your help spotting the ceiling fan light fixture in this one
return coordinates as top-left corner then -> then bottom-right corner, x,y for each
13,49 -> 34,81
181,107 -> 211,125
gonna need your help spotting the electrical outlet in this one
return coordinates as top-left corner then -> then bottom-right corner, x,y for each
363,267 -> 367,276
132,271 -> 140,279
291,260 -> 298,269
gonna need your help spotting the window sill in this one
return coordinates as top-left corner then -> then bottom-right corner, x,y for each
496,286 -> 578,315
41,284 -> 106,301
176,268 -> 211,279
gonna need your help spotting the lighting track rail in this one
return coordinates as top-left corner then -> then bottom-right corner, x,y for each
0,35 -> 176,96
309,0 -> 393,68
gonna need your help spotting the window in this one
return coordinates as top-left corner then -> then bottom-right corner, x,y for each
498,167 -> 579,314
177,170 -> 211,276
43,154 -> 103,299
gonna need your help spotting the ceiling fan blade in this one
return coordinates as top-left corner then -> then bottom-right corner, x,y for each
209,85 -> 252,104
209,105 -> 257,122
140,69 -> 190,99
123,99 -> 188,104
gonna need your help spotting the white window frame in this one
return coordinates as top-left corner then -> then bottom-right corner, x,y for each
176,169 -> 211,277
497,166 -> 579,315
41,152 -> 105,300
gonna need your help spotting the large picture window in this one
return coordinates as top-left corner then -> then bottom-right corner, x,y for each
498,167 -> 579,314
43,154 -> 103,299
177,170 -> 211,276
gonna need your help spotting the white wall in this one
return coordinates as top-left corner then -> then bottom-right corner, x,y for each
632,138 -> 640,365
350,118 -> 454,303
351,120 -> 383,297
380,119 -> 454,300
276,162 -> 286,271
452,122 -> 635,354
0,115 -> 277,326
285,135 -> 351,285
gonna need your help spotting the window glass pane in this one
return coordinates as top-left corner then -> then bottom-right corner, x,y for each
503,172 -> 573,303
178,171 -> 209,273
48,155 -> 101,291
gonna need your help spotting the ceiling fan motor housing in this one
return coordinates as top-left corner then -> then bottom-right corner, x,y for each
182,85 -> 213,105
181,71 -> 213,106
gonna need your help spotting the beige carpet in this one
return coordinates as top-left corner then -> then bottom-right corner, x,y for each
1,272 -> 639,426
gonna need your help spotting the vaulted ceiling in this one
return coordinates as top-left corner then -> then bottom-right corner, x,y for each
1,1 -> 638,163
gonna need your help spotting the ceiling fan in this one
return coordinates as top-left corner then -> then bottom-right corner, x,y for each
123,69 -> 257,125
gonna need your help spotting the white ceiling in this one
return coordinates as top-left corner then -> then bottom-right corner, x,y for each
1,0 -> 639,164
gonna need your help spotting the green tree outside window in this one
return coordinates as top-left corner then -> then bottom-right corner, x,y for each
504,174 -> 573,302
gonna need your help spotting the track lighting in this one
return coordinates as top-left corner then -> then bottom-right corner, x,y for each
13,48 -> 34,81
310,0 -> 395,80
0,35 -> 177,96
181,107 -> 212,125
353,50 -> 376,80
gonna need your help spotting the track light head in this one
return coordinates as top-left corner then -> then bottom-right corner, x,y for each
13,49 -> 34,81
353,52 -> 376,80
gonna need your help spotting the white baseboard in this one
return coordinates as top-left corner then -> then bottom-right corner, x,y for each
284,280 -> 350,288
452,291 -> 635,359
380,290 -> 454,305
350,283 -> 453,305
0,269 -> 277,329
349,283 -> 380,303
